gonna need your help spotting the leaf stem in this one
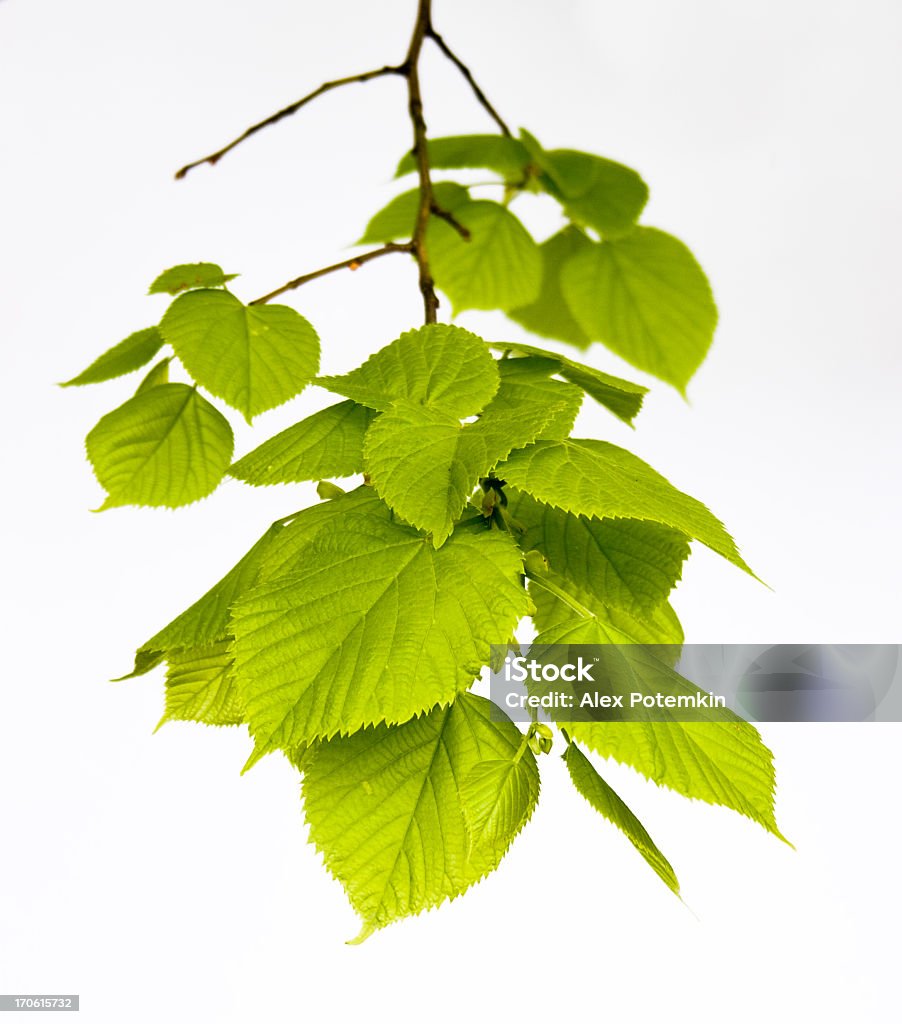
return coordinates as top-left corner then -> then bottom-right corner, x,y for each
523,569 -> 595,620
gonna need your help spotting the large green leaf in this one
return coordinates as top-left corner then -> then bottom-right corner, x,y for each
158,641 -> 244,729
508,228 -> 595,349
497,438 -> 753,574
395,135 -> 531,179
489,338 -> 647,425
148,262 -> 238,296
561,229 -> 717,393
230,400 -> 375,486
318,324 -> 498,417
302,693 -> 537,940
563,741 -> 679,895
532,614 -> 784,838
508,489 -> 689,615
428,201 -> 542,314
61,327 -> 164,387
357,182 -> 469,244
160,289 -> 320,421
231,511 -> 532,760
86,383 -> 233,510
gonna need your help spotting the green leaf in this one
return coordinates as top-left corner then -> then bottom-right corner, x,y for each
497,438 -> 753,575
363,367 -> 579,545
148,262 -> 238,296
86,383 -> 233,510
428,200 -> 542,313
508,227 -> 595,348
230,509 -> 533,759
158,641 -> 244,728
507,489 -> 689,615
531,614 -> 784,838
395,135 -> 530,180
318,324 -> 498,417
357,182 -> 470,244
482,357 -> 584,443
229,400 -> 375,486
529,143 -> 649,238
563,741 -> 679,895
561,229 -> 717,393
135,357 -> 171,394
160,289 -> 320,421
460,753 -> 539,855
489,337 -> 647,425
60,327 -> 164,387
302,693 -> 536,939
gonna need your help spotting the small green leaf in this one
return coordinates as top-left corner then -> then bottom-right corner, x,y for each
231,509 -> 532,757
86,383 -> 233,510
395,135 -> 530,179
508,227 -> 595,348
497,438 -> 753,575
363,365 -> 581,544
563,742 -> 679,896
230,400 -> 375,486
460,753 -> 539,855
561,229 -> 717,393
357,182 -> 470,244
489,336 -> 647,425
507,489 -> 690,614
135,357 -> 171,394
302,693 -> 536,938
148,262 -> 238,296
159,641 -> 244,728
318,324 -> 499,417
160,289 -> 320,421
428,200 -> 542,314
60,327 -> 164,387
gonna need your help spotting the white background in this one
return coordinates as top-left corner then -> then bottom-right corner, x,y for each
2,0 -> 900,1020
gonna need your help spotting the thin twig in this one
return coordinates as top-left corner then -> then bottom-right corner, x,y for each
406,0 -> 440,323
250,243 -> 412,305
426,26 -> 512,137
174,64 -> 405,179
430,200 -> 470,239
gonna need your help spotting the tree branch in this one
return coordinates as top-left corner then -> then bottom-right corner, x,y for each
426,26 -> 512,137
250,243 -> 412,305
174,64 -> 405,179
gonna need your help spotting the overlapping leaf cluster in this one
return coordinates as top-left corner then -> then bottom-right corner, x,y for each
64,132 -> 783,940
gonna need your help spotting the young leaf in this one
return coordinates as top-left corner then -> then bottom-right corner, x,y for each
428,200 -> 542,313
561,229 -> 717,393
135,357 -> 171,394
160,289 -> 320,421
302,693 -> 536,939
363,372 -> 580,545
230,511 -> 533,759
395,135 -> 530,179
318,323 -> 498,417
86,383 -> 233,510
229,400 -> 375,486
488,337 -> 647,425
533,615 -> 785,839
460,754 -> 539,855
496,438 -> 753,575
60,327 -> 164,387
563,742 -> 679,896
357,182 -> 469,244
148,262 -> 238,296
508,227 -> 595,349
507,489 -> 690,615
159,641 -> 244,728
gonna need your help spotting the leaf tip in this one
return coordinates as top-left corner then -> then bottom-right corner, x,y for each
346,921 -> 376,945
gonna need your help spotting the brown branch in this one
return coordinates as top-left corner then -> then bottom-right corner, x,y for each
250,243 -> 412,305
426,26 -> 512,137
174,64 -> 405,179
430,200 -> 470,239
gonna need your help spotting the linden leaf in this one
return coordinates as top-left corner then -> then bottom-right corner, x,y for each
148,262 -> 238,296
60,327 -> 164,387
